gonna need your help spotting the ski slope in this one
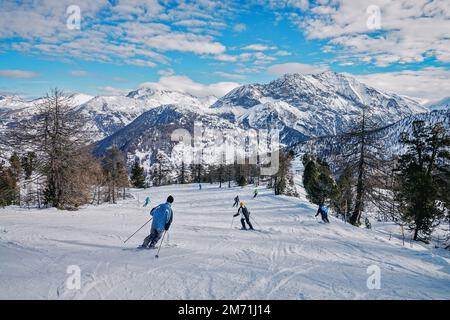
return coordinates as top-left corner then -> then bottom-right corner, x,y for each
0,184 -> 449,299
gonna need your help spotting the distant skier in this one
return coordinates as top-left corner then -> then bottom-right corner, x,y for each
140,195 -> 174,249
234,202 -> 254,230
232,195 -> 240,207
315,204 -> 330,223
199,183 -> 202,190
142,196 -> 150,207
365,217 -> 372,229
253,189 -> 258,198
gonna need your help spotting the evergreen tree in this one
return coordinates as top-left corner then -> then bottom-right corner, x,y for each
238,175 -> 247,187
274,150 -> 297,196
9,152 -> 22,204
21,151 -> 36,180
130,161 -> 145,188
395,121 -> 449,242
302,153 -> 337,206
332,166 -> 354,220
102,146 -> 129,204
0,164 -> 16,207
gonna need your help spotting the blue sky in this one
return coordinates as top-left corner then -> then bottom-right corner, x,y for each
0,0 -> 449,103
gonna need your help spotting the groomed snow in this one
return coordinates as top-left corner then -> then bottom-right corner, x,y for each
0,184 -> 449,299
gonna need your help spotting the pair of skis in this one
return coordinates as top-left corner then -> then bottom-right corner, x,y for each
133,230 -> 167,258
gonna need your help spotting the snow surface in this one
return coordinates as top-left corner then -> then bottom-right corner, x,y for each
0,184 -> 449,300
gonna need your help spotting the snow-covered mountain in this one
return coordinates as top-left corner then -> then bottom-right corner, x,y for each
80,88 -> 216,140
2,71 -> 433,169
427,96 -> 450,111
94,71 -> 428,169
213,71 -> 426,138
294,109 -> 450,161
0,89 -> 216,141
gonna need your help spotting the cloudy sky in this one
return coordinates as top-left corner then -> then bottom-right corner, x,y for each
0,0 -> 449,104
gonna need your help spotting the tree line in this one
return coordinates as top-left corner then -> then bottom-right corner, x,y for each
0,90 -> 130,209
302,107 -> 449,245
1,89 -> 297,209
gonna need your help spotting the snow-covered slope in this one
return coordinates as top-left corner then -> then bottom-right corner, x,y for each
0,184 -> 449,299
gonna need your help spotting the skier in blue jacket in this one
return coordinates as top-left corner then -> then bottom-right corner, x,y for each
140,195 -> 174,249
315,204 -> 330,223
142,196 -> 150,207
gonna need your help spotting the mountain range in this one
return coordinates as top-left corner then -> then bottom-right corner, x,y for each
1,71 -> 447,172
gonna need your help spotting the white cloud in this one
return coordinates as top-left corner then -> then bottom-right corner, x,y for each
0,1 -> 229,68
213,54 -> 239,62
0,69 -> 39,78
146,33 -> 225,54
213,72 -> 246,80
296,0 -> 450,66
353,68 -> 450,104
261,0 -> 309,11
233,23 -> 247,32
97,86 -> 131,96
274,50 -> 292,56
242,44 -> 277,51
139,75 -> 240,97
70,70 -> 90,77
267,63 -> 328,75
157,68 -> 175,76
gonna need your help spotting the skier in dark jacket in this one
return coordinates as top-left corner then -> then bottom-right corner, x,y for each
315,204 -> 330,223
234,202 -> 254,230
253,189 -> 258,198
140,195 -> 174,249
232,195 -> 240,207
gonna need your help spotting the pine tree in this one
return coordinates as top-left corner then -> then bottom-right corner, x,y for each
9,152 -> 22,204
395,121 -> 449,242
238,175 -> 247,187
332,166 -> 353,221
274,150 -> 297,196
102,146 -> 129,204
21,151 -> 36,180
152,151 -> 173,186
302,153 -> 337,206
130,161 -> 145,188
0,164 -> 16,207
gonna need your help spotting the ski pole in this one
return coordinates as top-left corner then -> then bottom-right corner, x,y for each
230,215 -> 235,229
123,218 -> 152,243
155,231 -> 167,259
250,216 -> 262,229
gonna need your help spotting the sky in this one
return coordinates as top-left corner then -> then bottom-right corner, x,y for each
0,0 -> 449,104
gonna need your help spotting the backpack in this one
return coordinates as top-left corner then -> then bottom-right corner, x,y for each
320,206 -> 328,215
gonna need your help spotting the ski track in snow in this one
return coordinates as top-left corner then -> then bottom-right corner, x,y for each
0,184 -> 449,299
